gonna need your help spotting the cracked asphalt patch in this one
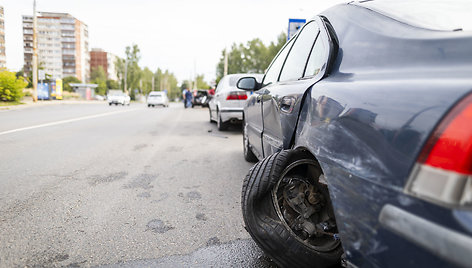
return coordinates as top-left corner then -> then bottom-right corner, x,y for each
122,174 -> 158,190
195,213 -> 207,221
186,191 -> 201,200
89,172 -> 128,186
146,219 -> 174,234
133,144 -> 148,151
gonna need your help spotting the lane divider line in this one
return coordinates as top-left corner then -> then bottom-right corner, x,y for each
0,108 -> 141,136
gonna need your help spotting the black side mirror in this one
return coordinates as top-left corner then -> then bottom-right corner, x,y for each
237,77 -> 259,91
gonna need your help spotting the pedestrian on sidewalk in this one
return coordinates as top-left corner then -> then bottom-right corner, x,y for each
182,88 -> 188,108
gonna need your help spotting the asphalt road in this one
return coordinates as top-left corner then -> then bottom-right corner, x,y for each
0,102 -> 275,267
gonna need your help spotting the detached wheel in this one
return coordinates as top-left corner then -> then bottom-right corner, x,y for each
242,150 -> 343,268
243,118 -> 257,162
217,110 -> 228,131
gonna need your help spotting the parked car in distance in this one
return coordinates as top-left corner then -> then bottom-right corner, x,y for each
208,73 -> 263,130
147,91 -> 169,107
107,90 -> 130,106
239,1 -> 472,268
95,95 -> 105,101
192,90 -> 210,108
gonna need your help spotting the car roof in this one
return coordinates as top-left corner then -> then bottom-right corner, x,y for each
352,0 -> 472,31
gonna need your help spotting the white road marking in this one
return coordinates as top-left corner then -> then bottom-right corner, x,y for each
0,108 -> 140,136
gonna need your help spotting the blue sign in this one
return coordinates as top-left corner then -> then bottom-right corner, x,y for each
38,83 -> 49,100
288,18 -> 306,40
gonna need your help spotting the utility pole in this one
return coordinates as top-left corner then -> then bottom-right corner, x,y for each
32,0 -> 38,102
223,48 -> 228,76
123,58 -> 128,94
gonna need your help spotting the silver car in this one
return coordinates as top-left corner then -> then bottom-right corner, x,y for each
209,73 -> 263,130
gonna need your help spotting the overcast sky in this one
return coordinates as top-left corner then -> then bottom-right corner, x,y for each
3,0 -> 347,83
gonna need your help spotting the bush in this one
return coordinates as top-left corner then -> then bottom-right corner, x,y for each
0,70 -> 28,102
63,76 -> 82,92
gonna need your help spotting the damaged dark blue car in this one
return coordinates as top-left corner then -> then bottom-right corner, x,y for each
239,1 -> 472,267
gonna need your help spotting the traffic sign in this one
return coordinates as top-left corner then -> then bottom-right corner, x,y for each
38,70 -> 46,81
288,18 -> 306,40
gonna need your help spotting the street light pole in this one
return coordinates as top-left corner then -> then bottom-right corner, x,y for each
223,48 -> 228,76
32,0 -> 38,102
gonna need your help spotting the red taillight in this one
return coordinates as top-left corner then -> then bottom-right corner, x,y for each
419,93 -> 472,175
226,91 -> 247,100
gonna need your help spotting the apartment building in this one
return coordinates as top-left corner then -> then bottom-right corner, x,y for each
23,12 -> 89,81
0,6 -> 6,68
90,48 -> 119,81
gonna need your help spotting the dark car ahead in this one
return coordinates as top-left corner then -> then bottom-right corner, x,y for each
192,90 -> 210,108
238,1 -> 472,267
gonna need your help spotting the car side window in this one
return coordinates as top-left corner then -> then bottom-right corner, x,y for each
279,21 -> 320,82
304,31 -> 326,77
262,37 -> 294,87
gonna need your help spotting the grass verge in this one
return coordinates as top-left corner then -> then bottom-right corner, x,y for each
0,101 -> 25,107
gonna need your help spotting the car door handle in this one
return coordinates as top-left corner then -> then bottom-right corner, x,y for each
280,96 -> 296,113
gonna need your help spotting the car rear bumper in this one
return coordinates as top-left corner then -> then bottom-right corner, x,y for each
148,101 -> 167,105
220,108 -> 243,123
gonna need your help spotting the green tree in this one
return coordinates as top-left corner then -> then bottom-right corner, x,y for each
0,69 -> 28,102
106,79 -> 119,90
154,68 -> 179,100
125,44 -> 142,100
62,76 -> 81,92
141,67 -> 154,96
242,38 -> 271,73
195,74 -> 210,89
90,66 -> 107,95
268,32 -> 288,59
216,32 -> 287,82
216,44 -> 244,82
115,57 -> 125,90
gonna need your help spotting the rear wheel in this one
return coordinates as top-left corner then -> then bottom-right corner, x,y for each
243,118 -> 258,162
242,150 -> 343,268
217,110 -> 228,131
